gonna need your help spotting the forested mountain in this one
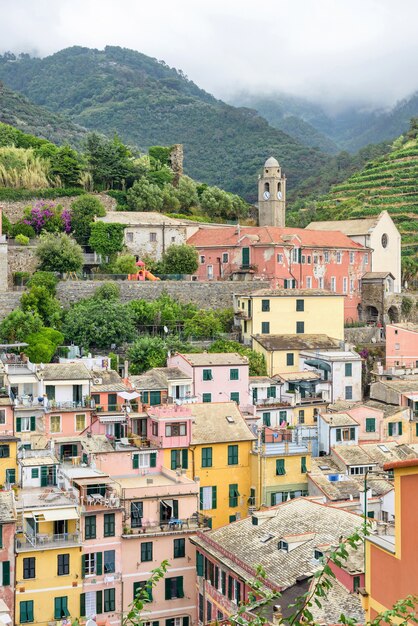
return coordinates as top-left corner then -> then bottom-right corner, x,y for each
289,125 -> 418,270
0,81 -> 87,148
0,47 -> 329,202
231,91 -> 418,154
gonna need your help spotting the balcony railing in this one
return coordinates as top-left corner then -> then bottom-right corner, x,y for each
167,395 -> 198,405
122,513 -> 207,536
16,531 -> 81,551
255,398 -> 290,408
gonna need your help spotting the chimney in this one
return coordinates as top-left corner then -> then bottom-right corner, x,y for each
272,605 -> 282,625
124,360 -> 129,378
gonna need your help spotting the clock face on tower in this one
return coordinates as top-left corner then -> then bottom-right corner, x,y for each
263,190 -> 270,200
277,191 -> 282,200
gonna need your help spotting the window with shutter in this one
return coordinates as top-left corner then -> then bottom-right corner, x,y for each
276,459 -> 286,475
301,457 -> 307,473
141,542 -> 153,562
262,412 -> 271,426
229,484 -> 239,507
230,368 -> 239,380
228,445 -> 238,465
104,588 -> 115,612
23,557 -> 35,579
230,392 -> 240,404
202,393 -> 212,403
85,515 -> 96,539
20,601 -> 34,623
57,554 -> 70,576
196,551 -> 204,576
365,418 -> 375,433
54,596 -> 69,619
104,513 -> 115,537
2,561 -> 10,585
201,447 -> 212,467
173,538 -> 185,558
104,550 -> 115,573
96,551 -> 103,575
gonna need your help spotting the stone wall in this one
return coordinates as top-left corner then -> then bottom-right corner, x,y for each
0,291 -> 21,317
344,326 -> 382,345
0,193 -> 116,224
7,244 -> 38,287
56,279 -> 271,309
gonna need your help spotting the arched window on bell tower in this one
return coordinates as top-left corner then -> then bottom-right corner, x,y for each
264,182 -> 270,193
278,182 -> 281,194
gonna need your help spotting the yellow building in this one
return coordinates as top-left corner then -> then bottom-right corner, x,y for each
15,489 -> 82,626
164,402 -> 255,528
235,289 -> 345,345
252,334 -> 341,377
249,432 -> 310,507
0,436 -> 19,487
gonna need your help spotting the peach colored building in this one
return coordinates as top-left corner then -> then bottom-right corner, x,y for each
187,226 -> 369,321
364,458 -> 418,621
385,323 -> 418,370
0,394 -> 14,436
80,497 -> 124,623
115,469 -> 201,625
0,492 -> 16,623
167,353 -> 250,406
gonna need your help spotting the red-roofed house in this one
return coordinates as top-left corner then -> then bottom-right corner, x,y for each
187,226 -> 370,321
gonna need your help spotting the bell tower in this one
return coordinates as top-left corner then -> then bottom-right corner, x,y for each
258,156 -> 286,227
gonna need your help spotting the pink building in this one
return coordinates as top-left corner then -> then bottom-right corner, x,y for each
80,497 -> 124,623
0,492 -> 16,623
385,323 -> 418,370
167,353 -> 250,406
116,468 -> 201,625
342,405 -> 384,443
0,394 -> 14,436
187,226 -> 370,321
147,405 -> 193,450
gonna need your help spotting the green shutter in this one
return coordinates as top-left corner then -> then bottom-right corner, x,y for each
212,486 -> 217,509
171,450 -> 177,470
196,551 -> 204,576
228,576 -> 233,599
165,578 -> 171,600
54,598 -> 61,620
388,422 -> 393,436
16,417 -> 21,433
177,576 -> 184,598
2,561 -> 10,585
96,551 -> 103,575
301,457 -> 307,473
350,427 -> 356,440
399,421 -> 403,435
173,500 -> 178,518
199,487 -> 203,509
80,593 -> 86,617
221,570 -> 226,595
276,459 -> 285,475
150,452 -> 157,467
236,580 -> 241,604
30,415 -> 36,431
182,449 -> 188,469
27,602 -> 34,623
40,465 -> 48,487
81,554 -> 86,578
96,590 -> 102,614
133,454 -> 139,469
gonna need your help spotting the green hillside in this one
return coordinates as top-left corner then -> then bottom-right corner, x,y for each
0,81 -> 87,148
0,47 -> 329,202
296,128 -> 418,268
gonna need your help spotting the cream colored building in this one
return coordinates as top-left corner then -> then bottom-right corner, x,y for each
307,211 -> 401,292
235,289 -> 345,345
96,212 -> 201,261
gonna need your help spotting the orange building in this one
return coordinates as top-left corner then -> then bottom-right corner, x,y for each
364,458 -> 418,620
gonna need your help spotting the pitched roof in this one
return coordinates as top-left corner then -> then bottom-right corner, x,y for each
243,288 -> 341,298
307,217 -> 379,236
320,412 -> 358,427
187,226 -> 365,249
252,334 -> 341,351
191,498 -> 363,590
190,402 -> 256,445
309,577 -> 365,625
41,363 -> 92,381
90,369 -> 130,392
362,271 -> 395,279
129,366 -> 191,391
97,211 -> 195,226
177,353 -> 249,366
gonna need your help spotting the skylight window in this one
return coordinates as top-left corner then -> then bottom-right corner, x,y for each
226,416 -> 235,423
378,445 -> 389,452
319,465 -> 330,470
260,534 -> 274,543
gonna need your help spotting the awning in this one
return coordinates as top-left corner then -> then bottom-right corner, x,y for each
160,499 -> 173,508
99,415 -> 127,423
73,476 -> 112,486
298,381 -> 318,389
119,391 -> 141,401
7,374 -> 38,384
42,507 -> 79,521
304,359 -> 332,372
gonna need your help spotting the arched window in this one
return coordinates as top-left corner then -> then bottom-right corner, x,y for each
277,182 -> 281,193
264,182 -> 270,193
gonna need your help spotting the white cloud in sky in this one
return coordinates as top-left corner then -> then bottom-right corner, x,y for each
0,0 -> 417,107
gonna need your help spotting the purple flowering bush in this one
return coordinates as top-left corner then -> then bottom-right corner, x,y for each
23,201 -> 72,235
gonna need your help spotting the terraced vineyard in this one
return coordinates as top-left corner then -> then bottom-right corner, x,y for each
309,138 -> 418,266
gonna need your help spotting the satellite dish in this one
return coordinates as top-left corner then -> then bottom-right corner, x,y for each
163,326 -> 169,334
